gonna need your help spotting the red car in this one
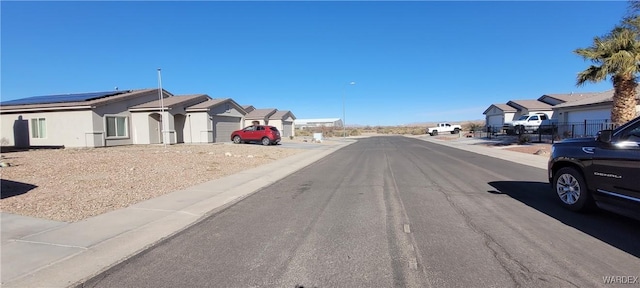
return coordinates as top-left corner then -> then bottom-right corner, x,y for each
231,125 -> 281,145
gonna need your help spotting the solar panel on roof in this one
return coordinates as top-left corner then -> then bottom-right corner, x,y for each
0,90 -> 129,106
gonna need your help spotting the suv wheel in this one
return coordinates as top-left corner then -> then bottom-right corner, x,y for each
431,130 -> 438,136
553,167 -> 594,212
261,137 -> 271,146
233,136 -> 242,144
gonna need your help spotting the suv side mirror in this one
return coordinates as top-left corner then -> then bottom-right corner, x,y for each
597,130 -> 613,143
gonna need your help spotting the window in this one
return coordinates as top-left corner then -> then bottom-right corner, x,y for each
31,118 -> 46,138
106,116 -> 128,138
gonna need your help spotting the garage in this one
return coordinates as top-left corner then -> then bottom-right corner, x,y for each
282,121 -> 293,137
565,109 -> 611,137
486,115 -> 503,132
213,116 -> 241,143
566,109 -> 611,123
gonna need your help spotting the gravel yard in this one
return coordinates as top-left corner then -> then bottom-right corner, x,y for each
0,144 -> 305,222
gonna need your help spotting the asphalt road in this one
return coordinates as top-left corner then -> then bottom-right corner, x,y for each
85,136 -> 640,288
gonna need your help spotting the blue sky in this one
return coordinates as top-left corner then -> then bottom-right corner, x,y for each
0,1 -> 629,126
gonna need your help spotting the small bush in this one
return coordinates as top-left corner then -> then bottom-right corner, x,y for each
296,130 -> 312,137
411,128 -> 425,135
463,121 -> 485,132
517,134 -> 530,144
349,129 -> 361,136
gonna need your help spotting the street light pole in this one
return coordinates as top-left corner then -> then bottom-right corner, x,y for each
342,81 -> 355,138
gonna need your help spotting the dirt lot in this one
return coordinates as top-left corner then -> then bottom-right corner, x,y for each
0,144 -> 305,222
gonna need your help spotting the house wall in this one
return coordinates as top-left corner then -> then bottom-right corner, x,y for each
131,112 -> 158,144
1,110 -> 95,148
245,119 -> 267,127
484,107 -> 504,131
185,104 -> 244,144
93,90 -> 163,146
270,116 -> 295,137
555,105 -> 611,123
270,119 -> 283,132
209,103 -> 244,118
186,112 -> 213,143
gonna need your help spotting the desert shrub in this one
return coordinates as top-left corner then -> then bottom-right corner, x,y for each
349,129 -> 361,136
517,134 -> 530,144
411,128 -> 425,135
463,121 -> 485,132
296,129 -> 312,136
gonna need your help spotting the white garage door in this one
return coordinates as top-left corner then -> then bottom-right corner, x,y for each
213,116 -> 241,143
567,109 -> 611,123
566,109 -> 611,137
282,121 -> 293,137
486,115 -> 503,132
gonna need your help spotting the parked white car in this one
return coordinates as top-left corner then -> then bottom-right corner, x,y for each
427,123 -> 462,136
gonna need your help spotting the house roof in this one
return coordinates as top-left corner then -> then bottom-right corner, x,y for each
185,98 -> 246,114
245,108 -> 277,120
483,103 -> 517,114
506,99 -> 553,111
269,110 -> 296,120
242,105 -> 256,113
0,90 -> 129,106
0,89 -> 173,113
538,92 -> 603,104
128,94 -> 210,111
553,89 -> 640,108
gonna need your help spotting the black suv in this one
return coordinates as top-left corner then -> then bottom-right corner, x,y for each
548,115 -> 640,221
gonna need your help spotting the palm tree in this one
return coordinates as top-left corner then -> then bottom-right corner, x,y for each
574,16 -> 640,125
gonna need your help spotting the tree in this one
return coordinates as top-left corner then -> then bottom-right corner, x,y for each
574,8 -> 640,125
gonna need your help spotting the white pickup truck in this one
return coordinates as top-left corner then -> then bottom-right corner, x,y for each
427,123 -> 462,136
503,113 -> 557,134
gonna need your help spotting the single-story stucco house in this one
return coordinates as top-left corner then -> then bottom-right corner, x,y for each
128,94 -> 212,145
483,104 -> 517,132
0,89 -> 248,148
482,91 -> 611,132
551,89 -> 640,137
0,89 -> 172,148
184,98 -> 246,143
505,99 -> 555,119
268,110 -> 296,137
552,89 -> 640,124
243,108 -> 277,127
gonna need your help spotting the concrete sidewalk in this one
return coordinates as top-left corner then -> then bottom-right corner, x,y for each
1,135 -> 550,287
412,135 -> 549,170
1,140 -> 355,288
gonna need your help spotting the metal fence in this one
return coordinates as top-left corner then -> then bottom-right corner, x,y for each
485,119 -> 619,143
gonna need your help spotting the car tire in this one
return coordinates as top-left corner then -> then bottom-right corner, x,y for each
431,130 -> 438,136
233,136 -> 242,144
451,128 -> 460,134
552,167 -> 594,212
261,137 -> 271,146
